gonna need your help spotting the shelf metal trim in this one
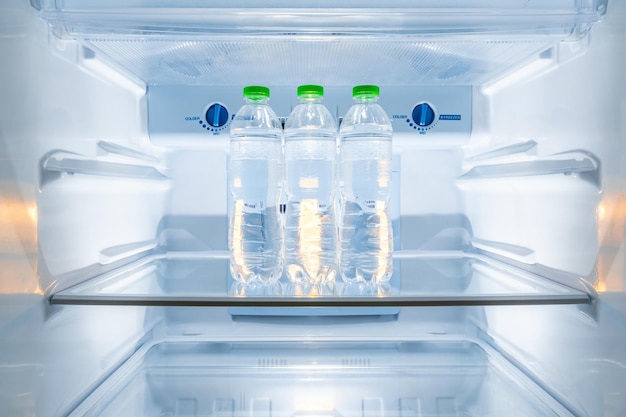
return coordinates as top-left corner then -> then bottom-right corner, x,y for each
50,293 -> 590,307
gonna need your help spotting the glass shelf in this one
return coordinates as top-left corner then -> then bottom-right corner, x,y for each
33,0 -> 607,37
49,251 -> 590,308
66,339 -> 576,417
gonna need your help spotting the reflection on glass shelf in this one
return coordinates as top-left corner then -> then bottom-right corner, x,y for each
49,251 -> 590,307
231,281 -> 393,298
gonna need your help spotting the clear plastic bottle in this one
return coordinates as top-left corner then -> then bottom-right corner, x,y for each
339,85 -> 394,287
228,86 -> 283,285
284,85 -> 338,289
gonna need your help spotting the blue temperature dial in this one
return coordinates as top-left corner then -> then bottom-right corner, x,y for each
205,103 -> 229,128
412,103 -> 436,127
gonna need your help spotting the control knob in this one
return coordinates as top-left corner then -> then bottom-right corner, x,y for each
412,102 -> 436,127
205,103 -> 229,128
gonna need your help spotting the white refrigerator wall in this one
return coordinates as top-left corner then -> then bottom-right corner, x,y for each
0,0 -> 625,416
469,3 -> 626,413
0,0 -> 155,415
471,1 -> 626,413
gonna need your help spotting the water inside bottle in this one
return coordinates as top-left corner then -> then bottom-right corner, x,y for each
284,139 -> 337,288
229,138 -> 283,285
339,138 -> 393,286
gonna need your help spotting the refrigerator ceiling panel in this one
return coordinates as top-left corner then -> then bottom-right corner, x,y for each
32,1 -> 607,85
80,37 -> 557,86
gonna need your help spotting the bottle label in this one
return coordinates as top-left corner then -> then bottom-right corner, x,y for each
244,202 -> 257,209
358,199 -> 387,211
243,201 -> 263,213
363,200 -> 376,209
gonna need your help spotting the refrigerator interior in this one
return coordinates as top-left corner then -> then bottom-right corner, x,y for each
1,0 -> 626,416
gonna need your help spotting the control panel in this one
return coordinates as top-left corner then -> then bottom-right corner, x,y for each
148,85 -> 471,146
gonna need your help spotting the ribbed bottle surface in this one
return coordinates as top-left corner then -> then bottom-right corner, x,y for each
339,85 -> 394,287
284,85 -> 338,291
228,87 -> 283,285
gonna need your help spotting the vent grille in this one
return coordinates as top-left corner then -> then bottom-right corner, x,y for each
258,358 -> 288,367
341,358 -> 371,367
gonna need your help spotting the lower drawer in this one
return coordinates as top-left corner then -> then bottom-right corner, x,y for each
68,339 -> 573,417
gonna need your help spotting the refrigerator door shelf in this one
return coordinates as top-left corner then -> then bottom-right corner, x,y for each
48,252 -> 590,308
64,339 -> 576,417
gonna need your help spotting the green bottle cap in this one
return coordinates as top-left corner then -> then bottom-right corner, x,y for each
353,85 -> 380,98
297,84 -> 324,98
243,86 -> 270,100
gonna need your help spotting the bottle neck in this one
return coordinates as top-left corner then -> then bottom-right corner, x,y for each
353,96 -> 379,104
298,96 -> 323,104
245,97 -> 269,105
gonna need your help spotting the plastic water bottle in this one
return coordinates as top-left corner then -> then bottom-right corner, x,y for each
284,85 -> 338,289
339,85 -> 393,287
228,86 -> 283,285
